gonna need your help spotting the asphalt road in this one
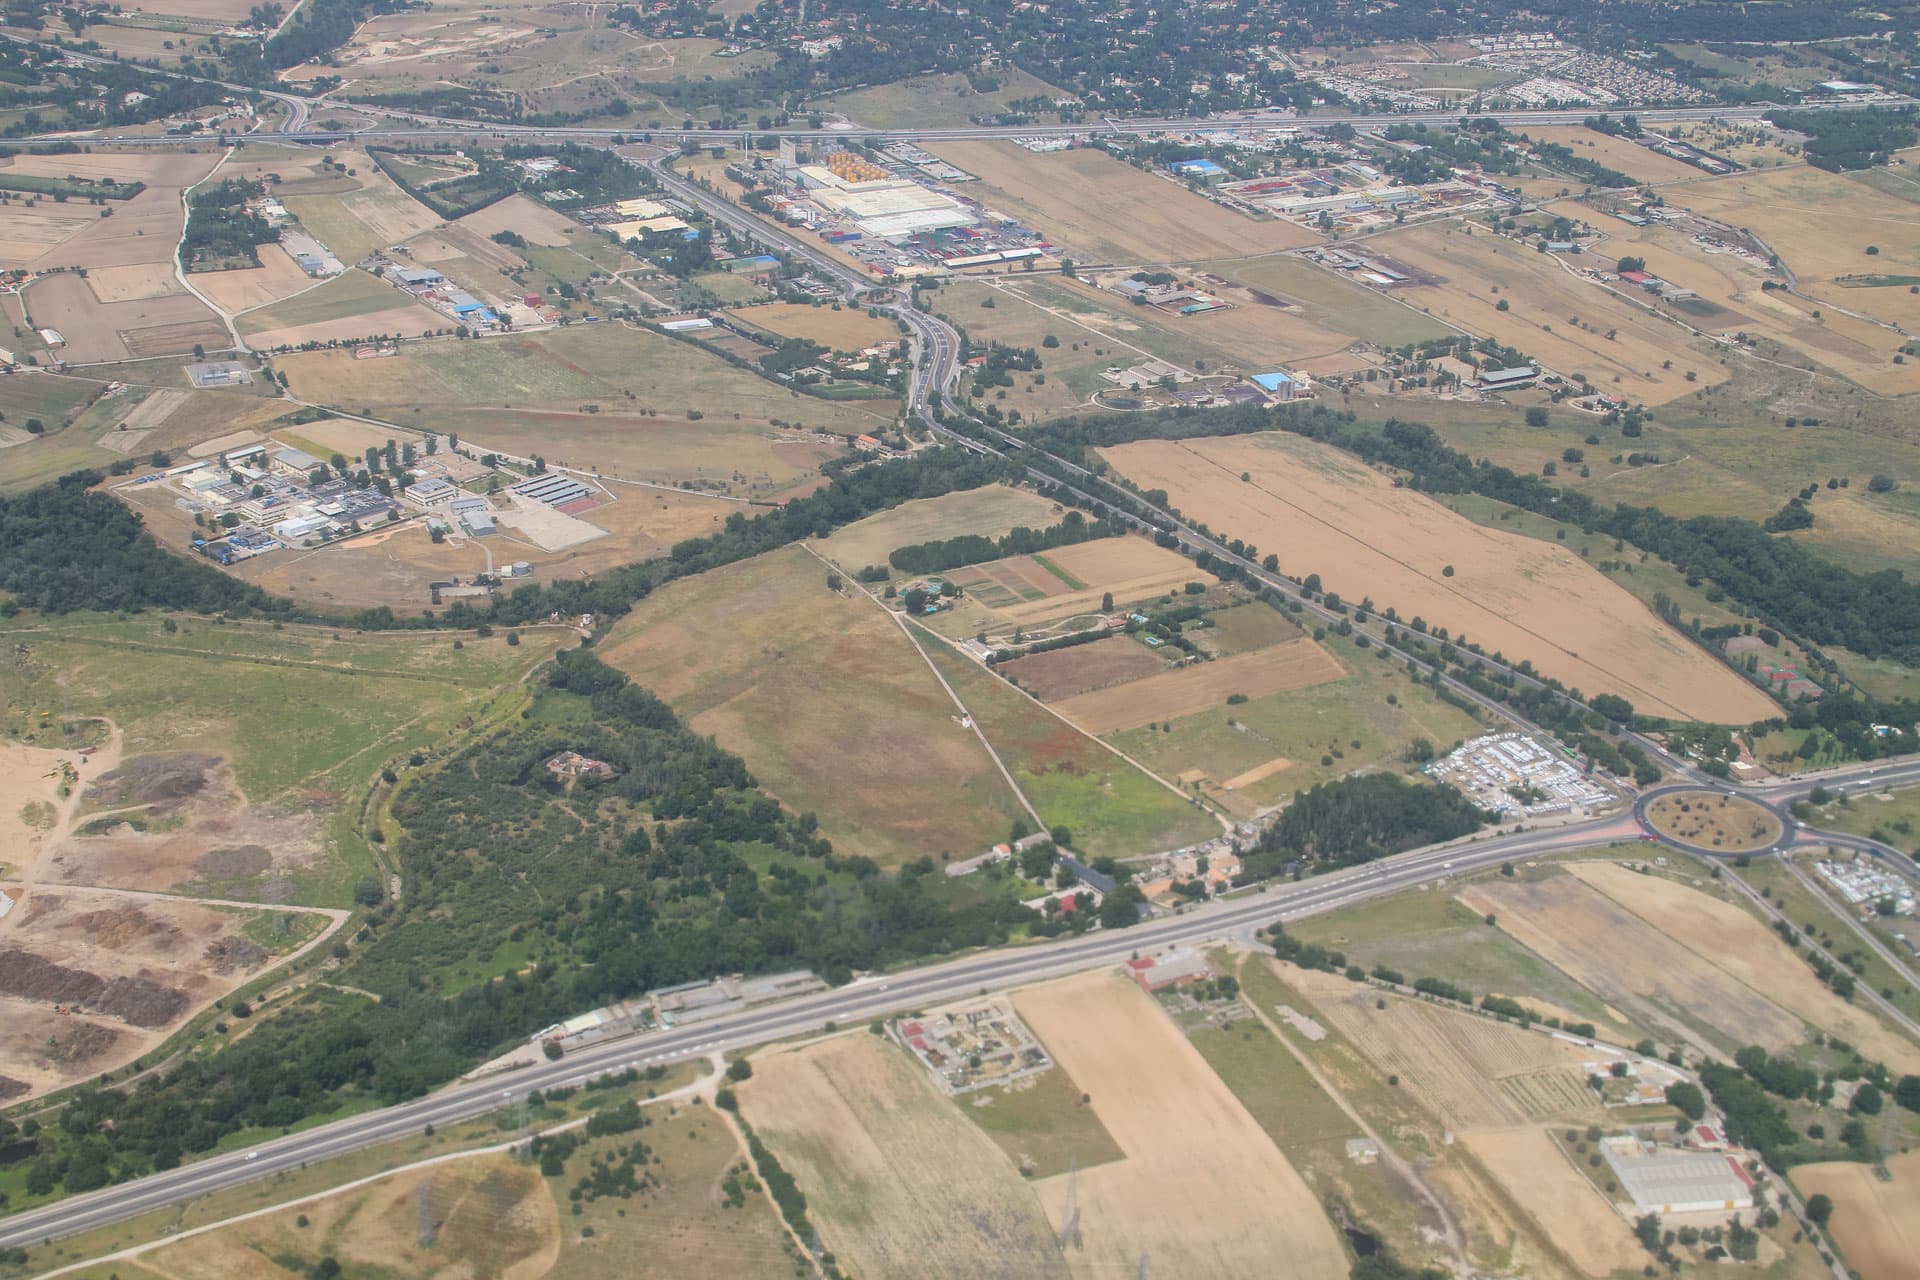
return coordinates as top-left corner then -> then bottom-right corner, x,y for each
8,750 -> 1920,1250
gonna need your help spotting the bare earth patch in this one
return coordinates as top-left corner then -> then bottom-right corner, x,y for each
1016,969 -> 1347,1280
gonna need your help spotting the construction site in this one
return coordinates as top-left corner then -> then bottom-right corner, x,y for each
896,998 -> 1052,1095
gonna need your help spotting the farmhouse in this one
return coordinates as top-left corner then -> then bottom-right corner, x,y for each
1477,365 -> 1539,390
1125,949 -> 1214,991
1601,1136 -> 1754,1215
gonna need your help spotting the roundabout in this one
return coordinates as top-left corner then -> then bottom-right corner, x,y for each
1634,786 -> 1793,857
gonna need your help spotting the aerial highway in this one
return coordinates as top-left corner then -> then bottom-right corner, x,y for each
4,751 -> 1916,1254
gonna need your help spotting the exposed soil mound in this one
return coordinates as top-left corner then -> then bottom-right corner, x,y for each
204,936 -> 267,974
0,948 -> 106,1005
46,1021 -> 122,1066
73,905 -> 182,952
194,844 -> 272,879
0,950 -> 189,1026
90,754 -> 222,811
95,976 -> 191,1027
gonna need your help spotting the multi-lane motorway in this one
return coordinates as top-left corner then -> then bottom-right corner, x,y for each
3,49 -> 1918,1257
3,753 -> 1916,1252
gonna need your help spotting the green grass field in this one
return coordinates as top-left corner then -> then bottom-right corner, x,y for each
960,1061 -> 1125,1177
597,545 -> 1024,866
1108,628 -> 1484,815
919,632 -> 1221,858
1214,254 -> 1452,348
819,67 -> 1075,130
277,324 -> 899,436
1287,876 -> 1637,1038
0,614 -> 563,904
236,268 -> 408,334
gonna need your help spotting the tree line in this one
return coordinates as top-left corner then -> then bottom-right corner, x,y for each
888,509 -> 1120,574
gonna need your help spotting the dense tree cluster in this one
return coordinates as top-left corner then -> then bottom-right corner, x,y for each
0,478 -> 282,616
1768,107 -> 1920,171
888,510 -> 1120,574
1241,773 -> 1490,881
7,651 -> 1039,1200
181,179 -> 278,270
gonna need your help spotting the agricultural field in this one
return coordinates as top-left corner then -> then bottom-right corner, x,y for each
0,151 -> 217,271
1014,969 -> 1348,1279
1100,430 -> 1778,723
918,639 -> 1221,859
1673,162 -> 1920,334
811,484 -> 1065,573
923,534 -> 1198,642
238,268 -> 445,348
1458,1127 -> 1650,1277
454,194 -> 582,247
996,272 -> 1369,375
458,410 -> 845,500
1557,200 -> 1920,396
1790,1150 -> 1920,1280
1283,966 -> 1604,1132
728,301 -> 901,351
274,325 -> 900,439
819,67 -> 1076,130
0,384 -> 287,496
1288,884 -> 1637,1042
924,141 -> 1323,264
191,244 -> 321,316
281,150 -> 445,264
738,1032 -> 1070,1280
596,546 -> 1024,866
1053,636 -> 1344,735
1459,861 -> 1920,1069
1212,253 -> 1453,349
1365,219 -> 1731,403
1108,627 -> 1483,817
1518,126 -> 1708,185
23,272 -> 227,366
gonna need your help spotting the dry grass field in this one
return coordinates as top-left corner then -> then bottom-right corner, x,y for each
1285,967 -> 1599,1131
739,1033 -> 1069,1280
1460,864 -> 1920,1069
920,535 -> 1200,647
455,194 -> 581,247
1519,126 -> 1707,185
1644,791 -> 1781,851
0,151 -> 218,271
598,546 -> 1022,865
83,263 -> 182,303
730,301 -> 900,350
998,638 -> 1167,700
812,485 -> 1065,572
925,141 -> 1323,263
133,1154 -> 559,1280
1366,220 -> 1730,403
1015,969 -> 1347,1280
1555,201 -> 1920,394
1573,862 -> 1920,1070
455,410 -> 844,501
1101,432 -> 1775,723
276,326 -> 897,438
282,151 -> 444,263
192,244 -> 323,315
1055,638 -> 1345,734
25,272 -> 227,363
1676,164 -> 1920,329
1791,1150 -> 1920,1280
1460,1127 -> 1648,1277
